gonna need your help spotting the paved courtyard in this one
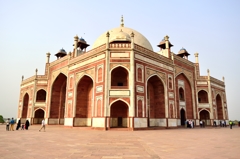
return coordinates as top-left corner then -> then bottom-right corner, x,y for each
0,125 -> 239,159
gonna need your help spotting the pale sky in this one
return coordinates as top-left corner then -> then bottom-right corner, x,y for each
0,0 -> 239,120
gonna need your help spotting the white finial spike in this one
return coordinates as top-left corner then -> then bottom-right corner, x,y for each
121,15 -> 124,27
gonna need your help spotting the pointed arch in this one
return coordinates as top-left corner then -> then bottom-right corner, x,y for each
49,73 -> 67,124
75,75 -> 94,118
33,108 -> 45,124
36,89 -> 47,102
175,73 -> 193,119
110,100 -> 129,128
198,90 -> 209,103
110,66 -> 129,89
216,94 -> 223,120
22,93 -> 29,118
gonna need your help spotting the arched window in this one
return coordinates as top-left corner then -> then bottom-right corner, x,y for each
36,89 -> 46,102
111,67 -> 129,89
169,77 -> 172,89
198,90 -> 208,103
179,88 -> 185,101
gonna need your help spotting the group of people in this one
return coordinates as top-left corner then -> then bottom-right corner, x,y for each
185,120 -> 195,128
6,118 -> 30,131
185,119 -> 235,129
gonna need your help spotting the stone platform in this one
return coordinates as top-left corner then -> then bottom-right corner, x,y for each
0,125 -> 239,159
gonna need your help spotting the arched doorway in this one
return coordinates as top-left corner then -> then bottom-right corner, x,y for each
147,75 -> 165,127
74,75 -> 93,127
22,93 -> 29,119
49,73 -> 67,125
199,110 -> 210,126
34,109 -> 45,124
216,94 -> 223,120
180,109 -> 186,126
110,100 -> 129,128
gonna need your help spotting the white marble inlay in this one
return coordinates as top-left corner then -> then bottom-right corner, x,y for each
69,54 -> 105,71
198,103 -> 210,108
211,83 -> 224,89
180,101 -> 186,106
92,118 -> 105,127
197,81 -> 207,85
96,86 -> 103,92
35,102 -> 46,106
134,118 -> 147,128
136,85 -> 144,93
135,54 -> 173,71
37,81 -> 47,84
111,53 -> 129,57
109,90 -> 130,96
169,92 -> 174,98
68,92 -> 72,97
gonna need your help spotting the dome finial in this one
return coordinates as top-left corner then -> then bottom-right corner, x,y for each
121,15 -> 124,27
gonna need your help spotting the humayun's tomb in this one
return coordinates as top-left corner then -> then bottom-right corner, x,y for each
17,17 -> 228,130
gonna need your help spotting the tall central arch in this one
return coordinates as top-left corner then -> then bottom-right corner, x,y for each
74,75 -> 93,127
49,73 -> 67,125
147,75 -> 165,127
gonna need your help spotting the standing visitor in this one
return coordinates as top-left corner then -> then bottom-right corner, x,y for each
16,119 -> 21,130
200,120 -> 203,128
39,119 -> 45,132
10,118 -> 15,131
6,118 -> 10,131
229,121 -> 233,129
25,120 -> 30,130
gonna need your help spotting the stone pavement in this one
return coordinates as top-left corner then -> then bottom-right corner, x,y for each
0,125 -> 239,159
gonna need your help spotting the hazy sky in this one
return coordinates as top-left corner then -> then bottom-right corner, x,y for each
0,1 -> 239,120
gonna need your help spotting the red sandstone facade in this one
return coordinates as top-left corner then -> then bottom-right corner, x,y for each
17,19 -> 228,130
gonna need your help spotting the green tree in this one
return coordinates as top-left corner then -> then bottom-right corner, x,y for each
0,115 -> 4,123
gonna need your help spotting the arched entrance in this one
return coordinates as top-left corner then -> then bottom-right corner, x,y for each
34,109 -> 45,124
180,109 -> 186,126
49,73 -> 67,125
74,75 -> 93,127
22,93 -> 29,119
147,75 -> 165,127
216,94 -> 223,120
110,100 -> 129,128
199,110 -> 210,126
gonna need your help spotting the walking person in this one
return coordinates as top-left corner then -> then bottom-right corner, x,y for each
229,120 -> 233,129
6,118 -> 10,131
10,118 -> 15,131
25,120 -> 30,130
39,119 -> 45,132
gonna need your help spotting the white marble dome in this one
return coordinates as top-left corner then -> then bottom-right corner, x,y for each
92,26 -> 153,51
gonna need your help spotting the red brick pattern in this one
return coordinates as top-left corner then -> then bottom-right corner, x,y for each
97,67 -> 103,82
97,99 -> 101,117
137,67 -> 142,82
137,100 -> 143,117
